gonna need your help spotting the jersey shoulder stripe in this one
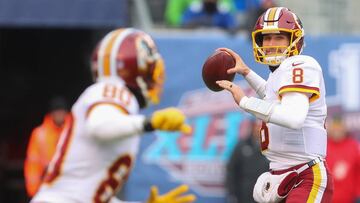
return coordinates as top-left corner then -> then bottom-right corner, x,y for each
85,101 -> 129,119
279,85 -> 320,102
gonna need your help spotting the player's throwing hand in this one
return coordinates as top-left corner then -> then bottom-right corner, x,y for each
216,47 -> 251,76
216,80 -> 245,104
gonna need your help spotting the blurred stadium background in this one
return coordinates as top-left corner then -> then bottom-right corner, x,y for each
0,0 -> 359,202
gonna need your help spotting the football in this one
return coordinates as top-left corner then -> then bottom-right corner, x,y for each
202,50 -> 236,91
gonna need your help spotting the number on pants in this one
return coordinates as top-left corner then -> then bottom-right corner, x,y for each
259,122 -> 269,151
292,68 -> 303,83
93,155 -> 132,203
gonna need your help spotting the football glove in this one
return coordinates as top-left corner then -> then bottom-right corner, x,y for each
147,184 -> 196,203
149,107 -> 191,134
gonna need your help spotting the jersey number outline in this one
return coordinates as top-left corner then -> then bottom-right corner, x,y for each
292,68 -> 304,83
259,122 -> 269,151
93,155 -> 132,203
103,84 -> 132,106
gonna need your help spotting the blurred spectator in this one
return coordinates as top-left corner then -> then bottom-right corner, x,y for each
181,0 -> 237,30
326,114 -> 360,203
234,0 -> 275,31
225,119 -> 268,203
165,0 -> 192,27
24,96 -> 70,197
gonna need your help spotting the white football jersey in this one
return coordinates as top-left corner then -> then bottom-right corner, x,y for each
261,55 -> 327,170
32,79 -> 140,203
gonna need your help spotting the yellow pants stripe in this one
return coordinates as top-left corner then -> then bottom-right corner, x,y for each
307,163 -> 322,203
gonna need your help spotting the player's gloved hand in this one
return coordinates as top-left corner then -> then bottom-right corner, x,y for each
148,107 -> 191,134
147,184 -> 196,203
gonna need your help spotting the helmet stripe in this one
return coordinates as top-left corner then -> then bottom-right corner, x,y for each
266,7 -> 277,26
264,8 -> 271,22
97,30 -> 120,77
97,32 -> 113,77
273,7 -> 283,27
110,28 -> 137,78
102,29 -> 123,76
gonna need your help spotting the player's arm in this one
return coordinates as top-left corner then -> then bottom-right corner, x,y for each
239,92 -> 309,129
244,70 -> 267,98
85,104 -> 145,141
85,104 -> 191,141
217,80 -> 309,129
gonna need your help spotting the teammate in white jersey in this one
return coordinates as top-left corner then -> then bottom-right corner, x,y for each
31,28 -> 196,203
216,7 -> 333,203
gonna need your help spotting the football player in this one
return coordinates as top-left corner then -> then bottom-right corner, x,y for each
31,28 -> 196,203
216,7 -> 333,203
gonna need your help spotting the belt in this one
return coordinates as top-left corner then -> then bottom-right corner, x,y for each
271,157 -> 322,175
296,157 -> 322,173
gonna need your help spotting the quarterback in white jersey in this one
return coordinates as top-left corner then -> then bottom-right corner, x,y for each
217,7 -> 333,203
263,54 -> 327,169
31,28 -> 196,203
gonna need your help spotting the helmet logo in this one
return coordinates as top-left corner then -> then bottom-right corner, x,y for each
116,60 -> 124,70
136,38 -> 156,71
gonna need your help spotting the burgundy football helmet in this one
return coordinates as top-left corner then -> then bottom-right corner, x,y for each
252,7 -> 305,66
91,28 -> 165,107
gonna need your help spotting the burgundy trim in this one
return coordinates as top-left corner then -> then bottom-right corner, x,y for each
85,102 -> 129,119
279,85 -> 320,92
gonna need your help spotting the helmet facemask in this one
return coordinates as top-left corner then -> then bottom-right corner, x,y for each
252,28 -> 304,66
252,7 -> 305,66
136,55 -> 165,106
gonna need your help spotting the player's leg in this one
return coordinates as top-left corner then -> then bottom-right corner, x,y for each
285,162 -> 333,203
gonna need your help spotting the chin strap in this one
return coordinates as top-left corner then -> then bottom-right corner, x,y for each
263,55 -> 287,66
